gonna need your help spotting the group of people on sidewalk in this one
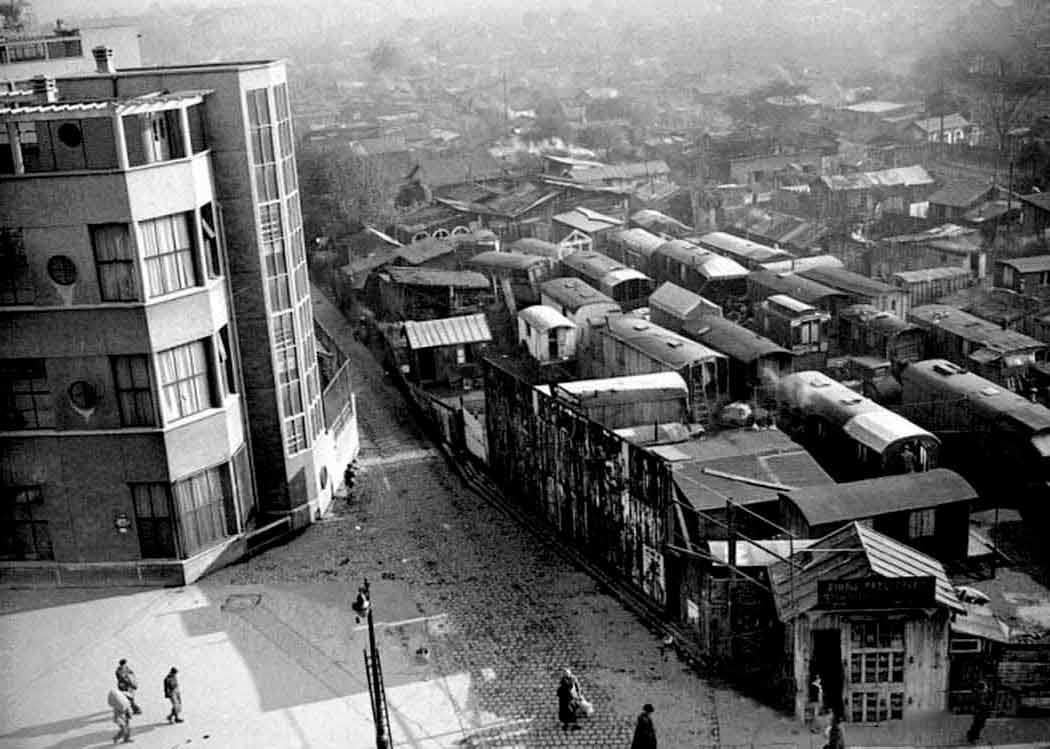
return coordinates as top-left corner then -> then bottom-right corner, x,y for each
106,659 -> 183,744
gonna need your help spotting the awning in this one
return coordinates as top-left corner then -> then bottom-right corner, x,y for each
403,313 -> 492,350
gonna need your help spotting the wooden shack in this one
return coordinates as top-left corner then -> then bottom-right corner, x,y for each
800,265 -> 910,318
377,267 -> 493,320
649,281 -> 722,332
756,294 -> 831,371
683,316 -> 794,402
747,269 -> 851,317
606,227 -> 666,277
400,313 -> 492,386
517,305 -> 578,365
539,371 -> 690,431
777,469 -> 976,562
838,304 -> 924,365
891,267 -> 970,309
467,250 -> 554,310
768,522 -> 964,721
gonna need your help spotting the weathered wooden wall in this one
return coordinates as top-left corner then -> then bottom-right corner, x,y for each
484,357 -> 674,608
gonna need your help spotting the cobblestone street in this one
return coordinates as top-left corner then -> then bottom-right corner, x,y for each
206,329 -> 801,747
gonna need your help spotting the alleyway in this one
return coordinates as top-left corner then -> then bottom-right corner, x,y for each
206,314 -> 800,747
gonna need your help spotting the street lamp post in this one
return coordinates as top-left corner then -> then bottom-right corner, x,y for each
353,579 -> 391,748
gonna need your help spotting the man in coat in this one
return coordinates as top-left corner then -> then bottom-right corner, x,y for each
115,659 -> 141,715
631,703 -> 657,749
164,667 -> 183,723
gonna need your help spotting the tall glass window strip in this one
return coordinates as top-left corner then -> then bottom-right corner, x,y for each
139,213 -> 197,297
112,355 -> 156,426
247,88 -> 278,202
91,223 -> 139,301
172,464 -> 232,555
0,359 -> 53,429
0,486 -> 53,560
157,341 -> 211,422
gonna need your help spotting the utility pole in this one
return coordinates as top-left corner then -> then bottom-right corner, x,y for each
354,580 -> 391,748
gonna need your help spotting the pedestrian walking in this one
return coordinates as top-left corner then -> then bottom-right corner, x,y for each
630,703 -> 657,749
107,687 -> 133,744
823,711 -> 845,749
163,667 -> 183,723
556,668 -> 581,731
115,659 -> 141,715
967,679 -> 994,744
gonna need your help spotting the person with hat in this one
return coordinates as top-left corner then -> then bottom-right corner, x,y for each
163,667 -> 183,724
631,703 -> 657,749
114,659 -> 141,716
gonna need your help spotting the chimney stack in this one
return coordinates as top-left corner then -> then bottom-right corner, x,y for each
92,46 -> 115,74
32,75 -> 58,104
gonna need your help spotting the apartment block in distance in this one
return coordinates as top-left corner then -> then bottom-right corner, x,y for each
0,47 -> 359,585
1,22 -> 141,77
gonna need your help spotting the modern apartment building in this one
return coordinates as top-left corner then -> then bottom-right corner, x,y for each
0,48 -> 358,584
1,23 -> 141,78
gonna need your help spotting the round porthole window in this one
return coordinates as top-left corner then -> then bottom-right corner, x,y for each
319,466 -> 329,489
68,380 -> 98,410
47,255 -> 78,285
57,122 -> 83,148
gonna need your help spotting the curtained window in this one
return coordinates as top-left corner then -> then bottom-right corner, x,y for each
91,223 -> 139,301
139,213 -> 197,297
172,464 -> 232,555
112,355 -> 156,426
157,341 -> 211,422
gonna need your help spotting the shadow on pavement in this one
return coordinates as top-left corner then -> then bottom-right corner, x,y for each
0,587 -> 152,616
0,711 -> 111,742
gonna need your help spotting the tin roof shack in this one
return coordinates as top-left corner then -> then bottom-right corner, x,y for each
391,236 -> 458,269
696,231 -> 795,270
664,429 -> 836,542
393,204 -> 473,244
838,305 -> 924,365
376,267 -> 493,321
997,255 -> 1050,294
400,313 -> 492,387
649,281 -> 722,332
778,469 -> 976,563
909,304 -> 1047,392
1019,192 -> 1050,237
467,251 -> 553,311
926,180 -> 1005,223
538,277 -> 621,338
769,522 -> 963,721
606,227 -> 666,277
799,265 -> 910,318
728,209 -> 828,255
756,294 -> 831,371
683,316 -> 794,402
809,166 -> 935,223
551,206 -> 622,254
872,224 -> 987,281
538,372 -> 690,435
517,305 -> 578,366
587,316 -> 729,427
891,267 -> 971,308
748,270 -> 851,316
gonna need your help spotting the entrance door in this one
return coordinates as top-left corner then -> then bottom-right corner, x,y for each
812,629 -> 844,718
415,349 -> 436,382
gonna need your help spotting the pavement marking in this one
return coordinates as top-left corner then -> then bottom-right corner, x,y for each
358,447 -> 439,468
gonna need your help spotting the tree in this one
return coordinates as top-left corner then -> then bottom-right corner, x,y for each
297,146 -> 395,246
0,0 -> 32,30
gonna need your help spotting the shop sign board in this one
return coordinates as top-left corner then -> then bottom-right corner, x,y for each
818,576 -> 936,609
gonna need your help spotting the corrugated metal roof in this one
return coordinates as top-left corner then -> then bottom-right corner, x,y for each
839,304 -> 917,334
469,250 -> 550,271
569,160 -> 670,183
403,313 -> 492,350
696,231 -> 793,264
649,281 -> 713,318
769,522 -> 963,621
800,266 -> 898,298
766,294 -> 817,314
518,304 -> 576,331
553,207 -> 622,234
684,316 -> 791,363
610,227 -> 665,257
927,179 -> 995,209
631,209 -> 693,234
998,255 -> 1050,274
383,266 -> 490,289
0,89 -> 211,118
952,602 -> 1011,642
395,237 -> 455,265
784,468 -> 976,526
749,269 -> 847,304
910,113 -> 971,133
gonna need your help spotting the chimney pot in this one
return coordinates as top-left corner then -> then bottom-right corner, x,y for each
92,45 -> 115,74
32,75 -> 58,104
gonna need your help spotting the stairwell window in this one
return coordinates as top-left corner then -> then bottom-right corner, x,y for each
157,341 -> 212,422
91,224 -> 139,302
172,463 -> 233,555
140,212 -> 197,298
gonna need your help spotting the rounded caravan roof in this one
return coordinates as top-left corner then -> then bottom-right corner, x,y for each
604,315 -> 724,368
696,231 -> 794,265
778,370 -> 937,453
540,277 -> 619,309
654,240 -> 748,281
519,304 -> 577,331
562,250 -> 630,278
602,267 -> 649,286
610,227 -> 665,256
902,359 -> 1050,440
469,250 -> 550,271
